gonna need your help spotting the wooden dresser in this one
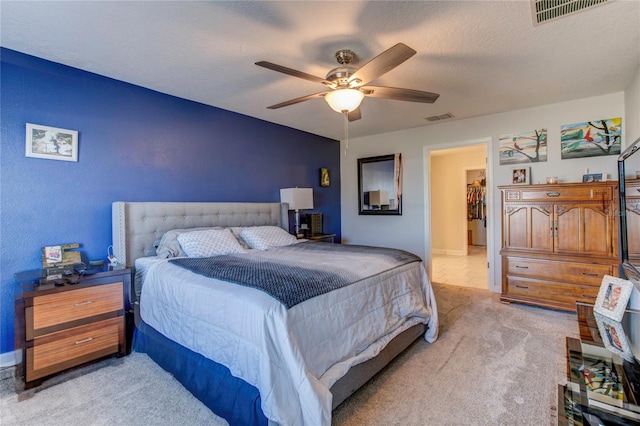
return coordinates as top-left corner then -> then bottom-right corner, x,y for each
499,181 -> 619,311
14,266 -> 130,388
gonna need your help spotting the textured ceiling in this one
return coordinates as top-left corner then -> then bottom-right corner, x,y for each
1,1 -> 639,141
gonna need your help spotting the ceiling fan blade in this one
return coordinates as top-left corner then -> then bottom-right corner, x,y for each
255,61 -> 332,86
347,108 -> 362,122
361,85 -> 440,103
348,43 -> 416,86
267,91 -> 329,109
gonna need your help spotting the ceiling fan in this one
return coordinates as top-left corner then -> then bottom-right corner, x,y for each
255,43 -> 439,122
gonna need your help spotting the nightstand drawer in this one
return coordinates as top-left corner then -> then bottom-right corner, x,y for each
26,316 -> 123,381
308,233 -> 336,243
29,282 -> 123,332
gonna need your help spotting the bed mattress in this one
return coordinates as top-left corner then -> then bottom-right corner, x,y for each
137,245 -> 438,426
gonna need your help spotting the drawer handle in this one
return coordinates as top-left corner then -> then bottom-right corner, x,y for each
74,337 -> 93,345
546,192 -> 561,197
515,285 -> 529,289
73,300 -> 93,307
515,266 -> 529,269
582,272 -> 599,277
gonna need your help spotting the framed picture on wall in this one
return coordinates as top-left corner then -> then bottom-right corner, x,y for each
25,123 -> 78,162
511,167 -> 530,185
320,168 -> 330,187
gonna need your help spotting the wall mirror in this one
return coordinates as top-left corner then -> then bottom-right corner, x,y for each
358,153 -> 402,215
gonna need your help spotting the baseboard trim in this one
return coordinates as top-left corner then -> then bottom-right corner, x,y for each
432,249 -> 465,256
0,350 -> 20,368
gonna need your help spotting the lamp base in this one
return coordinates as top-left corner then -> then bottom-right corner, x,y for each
294,210 -> 301,237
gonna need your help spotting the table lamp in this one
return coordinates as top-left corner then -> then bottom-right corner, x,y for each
280,187 -> 313,237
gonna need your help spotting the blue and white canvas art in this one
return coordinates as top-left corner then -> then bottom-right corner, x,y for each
499,128 -> 547,165
561,118 -> 621,159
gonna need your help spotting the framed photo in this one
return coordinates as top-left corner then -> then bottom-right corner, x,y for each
320,168 -> 330,187
594,311 -> 635,362
511,167 -> 530,185
582,172 -> 605,183
593,275 -> 633,321
44,245 -> 63,264
25,123 -> 78,162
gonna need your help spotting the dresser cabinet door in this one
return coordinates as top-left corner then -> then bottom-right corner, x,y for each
554,203 -> 614,257
503,204 -> 552,252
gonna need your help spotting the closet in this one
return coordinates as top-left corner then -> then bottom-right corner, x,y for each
467,170 -> 486,246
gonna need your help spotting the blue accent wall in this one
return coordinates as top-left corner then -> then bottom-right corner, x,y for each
0,48 -> 341,355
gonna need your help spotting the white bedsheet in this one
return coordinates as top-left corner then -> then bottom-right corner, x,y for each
138,250 -> 438,426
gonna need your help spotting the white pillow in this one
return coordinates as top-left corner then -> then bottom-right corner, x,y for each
176,228 -> 246,258
240,226 -> 297,250
156,226 -> 224,258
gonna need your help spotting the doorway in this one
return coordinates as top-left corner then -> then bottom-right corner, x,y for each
427,141 -> 492,290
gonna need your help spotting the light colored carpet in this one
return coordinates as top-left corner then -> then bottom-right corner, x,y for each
0,283 -> 578,425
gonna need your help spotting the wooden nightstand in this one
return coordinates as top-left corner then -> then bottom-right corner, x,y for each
14,265 -> 131,389
308,233 -> 336,243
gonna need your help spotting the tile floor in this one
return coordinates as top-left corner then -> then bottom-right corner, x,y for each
431,245 -> 488,289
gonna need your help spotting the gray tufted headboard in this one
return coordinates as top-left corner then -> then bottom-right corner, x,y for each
112,201 -> 289,267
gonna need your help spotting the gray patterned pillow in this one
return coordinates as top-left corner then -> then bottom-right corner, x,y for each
177,228 -> 246,258
156,226 -> 224,258
240,226 -> 297,250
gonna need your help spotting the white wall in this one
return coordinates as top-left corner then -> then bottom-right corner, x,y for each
341,91 -> 625,291
625,65 -> 640,144
624,65 -> 640,310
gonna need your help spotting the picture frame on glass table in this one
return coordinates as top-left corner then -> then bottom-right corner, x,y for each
593,275 -> 633,322
594,311 -> 635,362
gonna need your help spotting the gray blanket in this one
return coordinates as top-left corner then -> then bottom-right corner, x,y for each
169,241 -> 420,308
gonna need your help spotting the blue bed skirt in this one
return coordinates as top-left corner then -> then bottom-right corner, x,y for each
133,320 -> 267,426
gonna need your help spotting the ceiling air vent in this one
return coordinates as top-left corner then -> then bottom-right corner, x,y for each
425,113 -> 455,122
531,0 -> 609,25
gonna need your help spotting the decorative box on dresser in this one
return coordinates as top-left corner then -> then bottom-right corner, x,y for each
499,181 -> 619,312
14,265 -> 131,389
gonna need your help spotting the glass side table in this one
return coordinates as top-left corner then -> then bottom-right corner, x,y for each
558,303 -> 640,425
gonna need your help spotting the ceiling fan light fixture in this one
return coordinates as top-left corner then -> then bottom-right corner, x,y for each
324,89 -> 364,113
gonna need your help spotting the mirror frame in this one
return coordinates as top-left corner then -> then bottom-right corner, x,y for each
358,154 -> 402,215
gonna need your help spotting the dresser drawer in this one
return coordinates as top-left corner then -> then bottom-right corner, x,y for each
29,282 -> 123,333
505,276 -> 599,305
504,185 -> 613,202
505,257 -> 612,285
26,316 -> 123,381
521,187 -> 611,201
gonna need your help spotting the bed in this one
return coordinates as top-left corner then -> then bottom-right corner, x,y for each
112,201 -> 438,426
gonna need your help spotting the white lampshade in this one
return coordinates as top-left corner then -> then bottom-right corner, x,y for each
324,89 -> 364,113
280,188 -> 314,211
